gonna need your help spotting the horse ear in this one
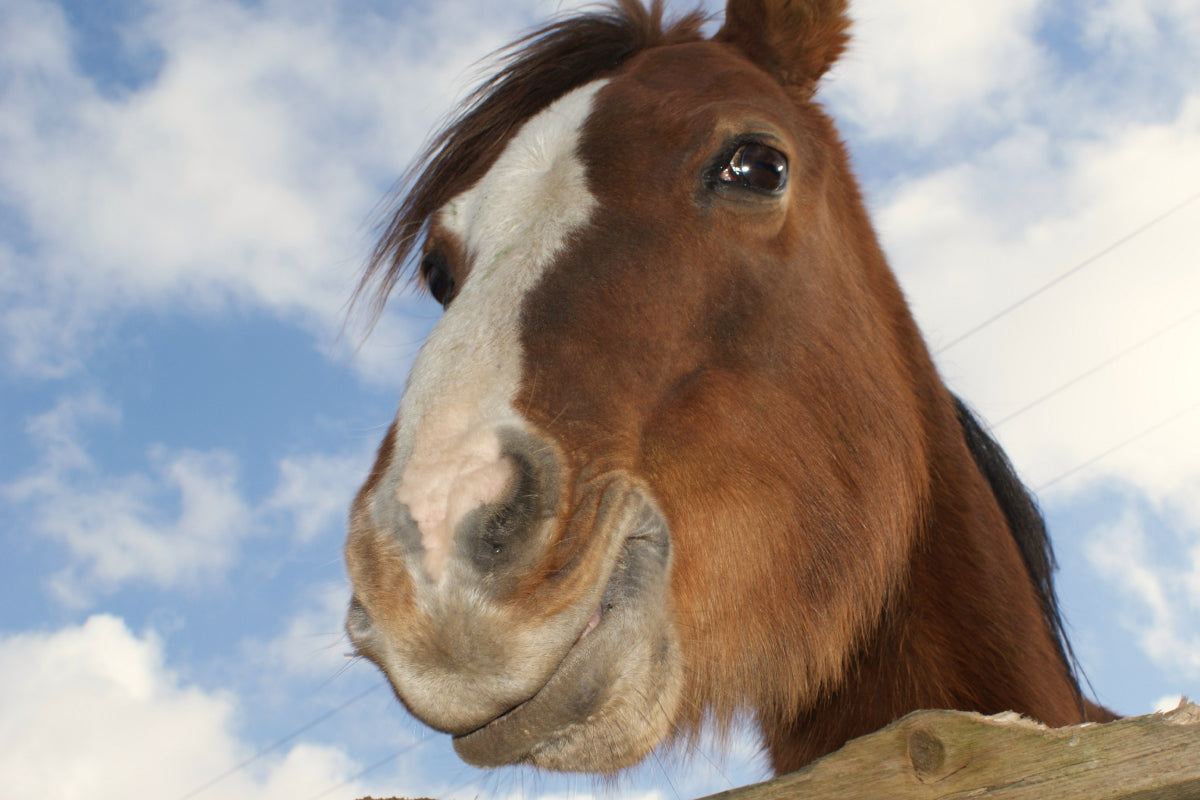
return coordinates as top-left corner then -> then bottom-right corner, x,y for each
715,0 -> 850,99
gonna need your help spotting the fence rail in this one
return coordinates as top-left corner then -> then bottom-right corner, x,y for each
704,700 -> 1200,800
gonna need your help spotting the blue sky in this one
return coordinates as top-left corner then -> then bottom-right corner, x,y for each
1,0 -> 1198,798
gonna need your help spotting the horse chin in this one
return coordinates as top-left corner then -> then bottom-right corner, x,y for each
452,496 -> 683,772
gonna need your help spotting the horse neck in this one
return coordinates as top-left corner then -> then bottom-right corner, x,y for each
762,380 -> 1088,775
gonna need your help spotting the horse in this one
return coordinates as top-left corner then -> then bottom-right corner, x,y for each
343,0 -> 1115,777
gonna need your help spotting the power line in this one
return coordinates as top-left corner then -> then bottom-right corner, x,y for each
179,683 -> 385,800
1035,399 -> 1200,493
935,189 -> 1200,354
993,307 -> 1200,429
305,736 -> 431,800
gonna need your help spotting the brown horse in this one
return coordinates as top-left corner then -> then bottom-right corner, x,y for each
344,0 -> 1115,777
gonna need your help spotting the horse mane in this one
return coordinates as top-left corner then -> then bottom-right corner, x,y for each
354,0 -> 708,322
952,395 -> 1082,707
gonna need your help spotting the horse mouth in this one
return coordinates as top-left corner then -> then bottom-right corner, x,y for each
453,602 -> 604,745
452,505 -> 675,770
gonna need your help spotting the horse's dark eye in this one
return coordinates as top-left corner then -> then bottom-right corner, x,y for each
719,142 -> 789,193
421,251 -> 456,308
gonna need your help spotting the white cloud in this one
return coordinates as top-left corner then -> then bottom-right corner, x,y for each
0,0 -> 564,380
0,615 -> 366,800
4,392 -> 250,604
4,391 -> 374,605
827,0 -> 1200,506
41,447 -> 251,606
1082,0 -> 1200,52
876,91 -> 1200,501
829,0 -> 1043,143
267,450 -> 369,544
4,391 -> 120,498
1,0 -> 371,366
249,581 -> 355,682
1086,501 -> 1200,680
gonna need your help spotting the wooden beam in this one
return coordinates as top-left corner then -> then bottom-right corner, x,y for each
701,700 -> 1200,800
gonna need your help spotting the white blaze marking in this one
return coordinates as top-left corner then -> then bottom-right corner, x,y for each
393,80 -> 607,581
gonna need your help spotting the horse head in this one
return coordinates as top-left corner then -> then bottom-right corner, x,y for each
344,0 -> 1100,775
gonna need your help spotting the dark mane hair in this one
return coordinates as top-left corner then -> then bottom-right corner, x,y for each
354,0 -> 708,321
953,395 -> 1083,709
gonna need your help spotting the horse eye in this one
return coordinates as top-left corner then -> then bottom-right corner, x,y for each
420,251 -> 456,308
719,142 -> 788,193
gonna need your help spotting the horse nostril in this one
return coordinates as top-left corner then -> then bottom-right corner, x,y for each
470,450 -> 542,570
450,428 -> 563,578
485,478 -> 526,539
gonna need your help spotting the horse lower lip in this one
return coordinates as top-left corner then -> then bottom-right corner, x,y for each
472,604 -> 606,733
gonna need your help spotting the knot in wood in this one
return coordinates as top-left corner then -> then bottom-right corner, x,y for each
908,727 -> 946,781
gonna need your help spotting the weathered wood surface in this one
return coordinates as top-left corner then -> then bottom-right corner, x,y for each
702,700 -> 1200,800
360,700 -> 1200,800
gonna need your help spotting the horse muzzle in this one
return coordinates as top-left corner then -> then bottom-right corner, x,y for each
343,424 -> 683,770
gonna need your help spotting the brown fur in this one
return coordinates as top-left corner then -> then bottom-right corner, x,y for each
349,0 -> 1111,774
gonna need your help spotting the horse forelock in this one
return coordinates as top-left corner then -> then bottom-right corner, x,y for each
354,0 -> 708,323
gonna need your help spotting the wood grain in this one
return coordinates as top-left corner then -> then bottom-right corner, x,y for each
701,700 -> 1200,800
